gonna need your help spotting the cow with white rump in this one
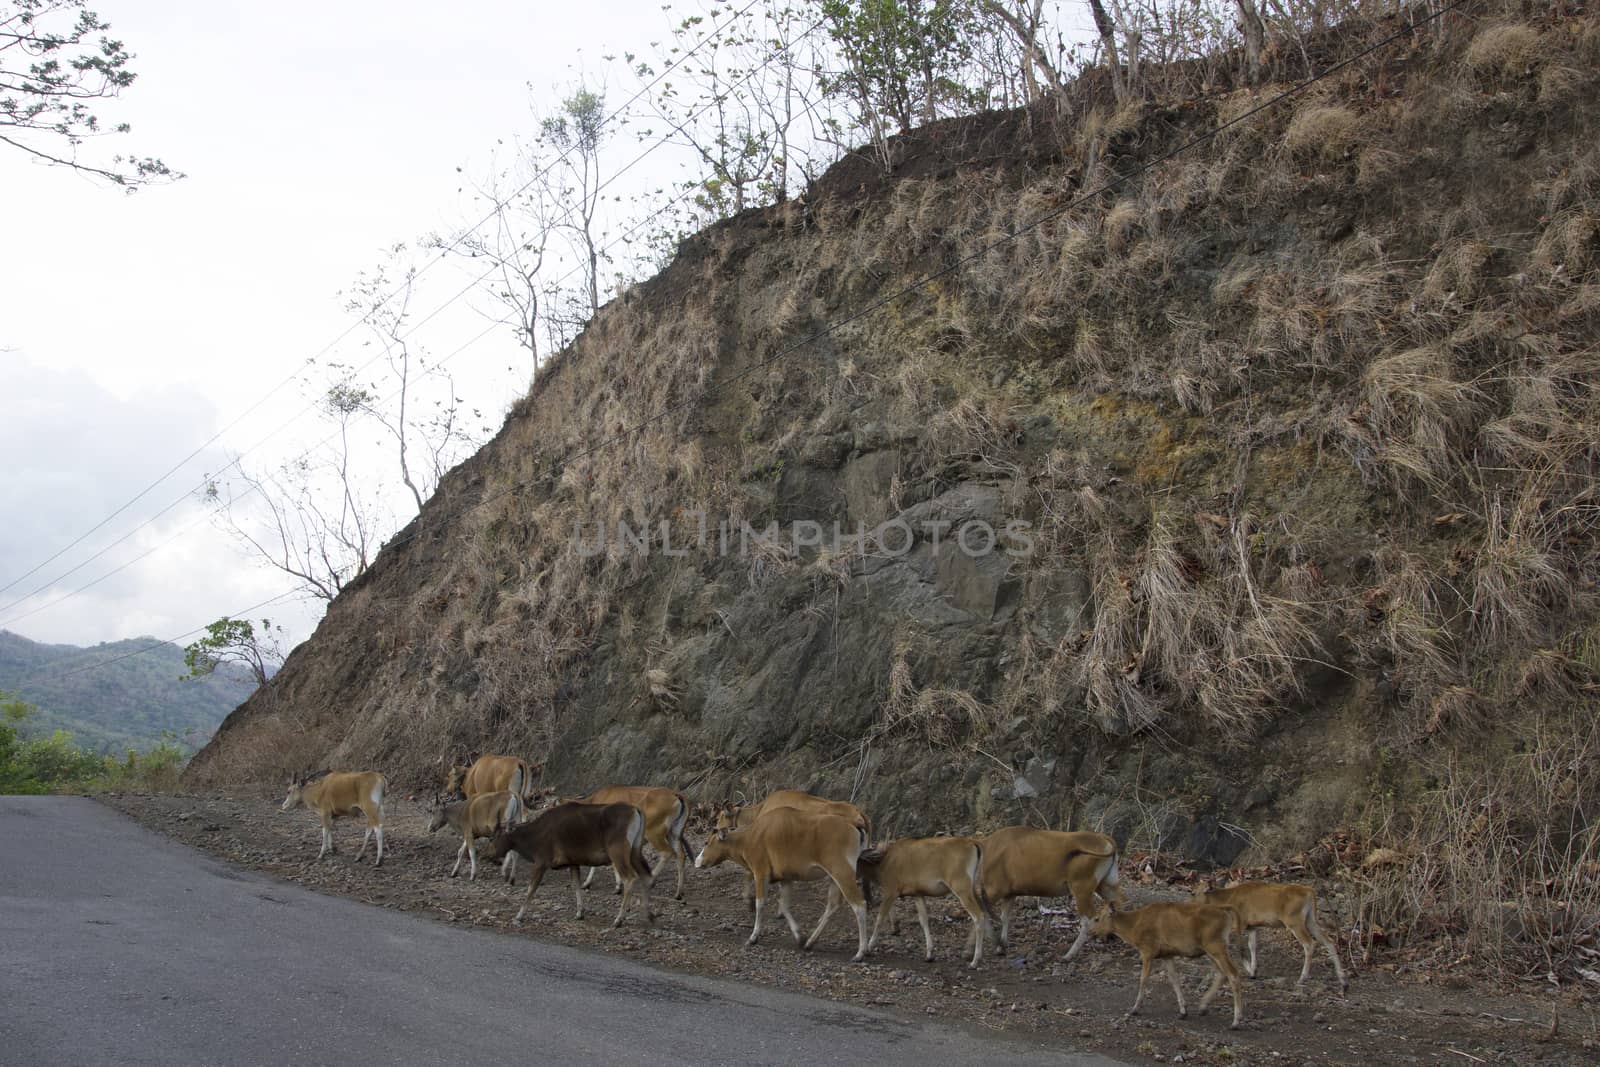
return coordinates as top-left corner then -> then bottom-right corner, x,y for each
475,801 -> 653,927
424,789 -> 523,881
280,770 -> 387,867
695,807 -> 872,962
975,826 -> 1126,960
576,785 -> 694,900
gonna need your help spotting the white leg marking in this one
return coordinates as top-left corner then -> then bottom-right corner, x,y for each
916,898 -> 934,961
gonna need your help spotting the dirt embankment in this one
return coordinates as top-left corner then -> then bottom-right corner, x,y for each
105,791 -> 1598,1067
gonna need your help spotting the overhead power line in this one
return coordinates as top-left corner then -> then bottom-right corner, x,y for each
0,25 -> 832,631
0,0 -> 770,602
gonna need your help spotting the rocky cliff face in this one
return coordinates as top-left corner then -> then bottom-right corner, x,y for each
190,15 -> 1600,880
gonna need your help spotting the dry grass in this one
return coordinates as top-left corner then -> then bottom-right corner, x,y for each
1102,199 -> 1143,256
1463,23 -> 1543,82
1284,104 -> 1361,160
1468,493 -> 1571,648
879,642 -> 1002,750
1349,707 -> 1600,980
1361,345 -> 1487,492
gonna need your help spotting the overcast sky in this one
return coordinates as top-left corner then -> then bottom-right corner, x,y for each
0,0 -> 681,655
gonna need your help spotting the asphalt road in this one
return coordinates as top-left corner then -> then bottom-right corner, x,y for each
0,796 -> 1122,1066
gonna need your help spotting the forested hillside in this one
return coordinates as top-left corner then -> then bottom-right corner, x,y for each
0,630 -> 254,752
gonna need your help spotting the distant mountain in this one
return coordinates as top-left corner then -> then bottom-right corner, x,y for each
0,630 -> 257,753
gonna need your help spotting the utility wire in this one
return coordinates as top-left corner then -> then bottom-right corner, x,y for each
9,588 -> 309,689
0,0 -> 770,601
0,5 -> 809,622
0,317 -> 509,629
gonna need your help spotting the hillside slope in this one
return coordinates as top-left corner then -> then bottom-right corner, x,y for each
1,630 -> 254,751
190,10 -> 1599,966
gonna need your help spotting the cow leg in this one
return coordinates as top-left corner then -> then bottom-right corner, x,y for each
1061,918 -> 1095,963
451,840 -> 467,878
673,835 -> 688,901
780,883 -> 806,946
572,867 -> 586,920
357,823 -> 371,861
850,893 -> 870,963
951,882 -> 989,969
915,898 -> 935,962
612,868 -> 633,928
1128,953 -> 1153,1017
373,824 -> 384,867
513,863 -> 547,924
316,822 -> 330,860
502,850 -> 516,885
1305,907 -> 1348,992
748,879 -> 768,946
1201,946 -> 1245,1029
1246,928 -> 1260,978
868,892 -> 896,952
803,882 -> 840,951
467,841 -> 478,880
997,898 -> 1014,955
1165,959 -> 1188,1018
581,866 -> 598,890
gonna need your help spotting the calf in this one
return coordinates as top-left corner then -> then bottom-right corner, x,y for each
425,790 -> 523,881
476,802 -> 653,927
976,826 -> 1126,960
695,808 -> 871,962
1192,880 -> 1347,992
1087,902 -> 1246,1029
281,770 -> 386,866
858,836 -> 996,967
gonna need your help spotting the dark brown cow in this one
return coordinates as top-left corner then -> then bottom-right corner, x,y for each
477,802 -> 653,927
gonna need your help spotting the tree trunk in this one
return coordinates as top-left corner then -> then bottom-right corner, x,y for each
1086,0 -> 1126,102
1234,0 -> 1266,85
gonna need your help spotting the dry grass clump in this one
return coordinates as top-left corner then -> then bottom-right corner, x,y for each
1361,345 -> 1486,491
879,643 -> 1002,750
1468,494 -> 1571,648
1463,23 -> 1543,82
1350,709 -> 1600,979
1078,546 -> 1161,735
1360,550 -> 1458,708
1423,683 -> 1484,736
1422,240 -> 1494,304
1102,198 -> 1143,256
1284,105 -> 1361,160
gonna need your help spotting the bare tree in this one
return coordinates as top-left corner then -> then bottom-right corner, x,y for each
341,247 -> 476,512
429,144 -> 561,381
541,85 -> 609,316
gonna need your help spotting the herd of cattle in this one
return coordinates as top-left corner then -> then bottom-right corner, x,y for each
279,756 -> 1349,1029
